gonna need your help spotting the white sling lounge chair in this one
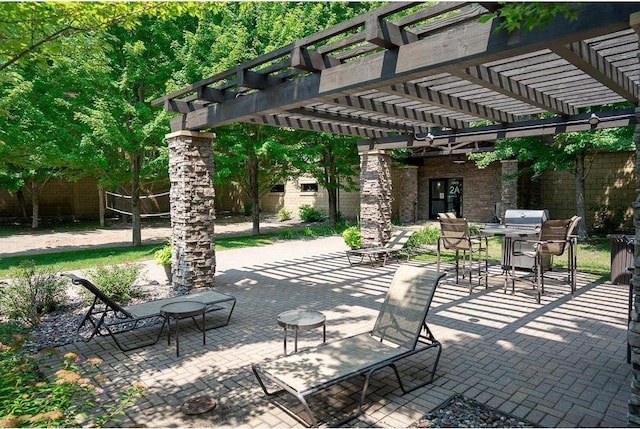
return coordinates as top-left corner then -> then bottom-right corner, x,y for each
252,265 -> 445,426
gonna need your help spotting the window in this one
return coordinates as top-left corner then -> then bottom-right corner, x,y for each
301,183 -> 318,192
270,184 -> 285,193
429,178 -> 463,219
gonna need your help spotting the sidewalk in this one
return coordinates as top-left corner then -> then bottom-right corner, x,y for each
36,235 -> 631,428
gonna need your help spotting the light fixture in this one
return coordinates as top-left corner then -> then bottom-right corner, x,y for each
588,113 -> 600,125
414,132 -> 434,142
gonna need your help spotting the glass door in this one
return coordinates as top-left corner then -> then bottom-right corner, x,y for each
429,178 -> 463,219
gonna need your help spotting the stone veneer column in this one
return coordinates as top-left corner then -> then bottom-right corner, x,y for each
628,13 -> 640,425
500,159 -> 518,220
166,130 -> 216,291
359,150 -> 392,247
397,165 -> 418,224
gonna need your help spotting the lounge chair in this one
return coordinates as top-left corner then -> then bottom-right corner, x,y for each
61,273 -> 236,352
252,265 -> 445,426
345,229 -> 414,267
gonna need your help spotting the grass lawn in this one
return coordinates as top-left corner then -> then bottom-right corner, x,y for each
0,221 -> 613,279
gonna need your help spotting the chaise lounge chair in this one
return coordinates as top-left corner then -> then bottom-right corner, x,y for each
345,229 -> 415,267
61,273 -> 236,352
252,265 -> 445,426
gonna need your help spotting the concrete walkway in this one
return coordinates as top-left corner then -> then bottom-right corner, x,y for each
38,236 -> 631,427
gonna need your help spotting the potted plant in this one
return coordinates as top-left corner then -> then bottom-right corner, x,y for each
154,243 -> 173,283
342,226 -> 362,250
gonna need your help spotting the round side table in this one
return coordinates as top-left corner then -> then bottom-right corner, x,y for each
277,309 -> 326,355
160,301 -> 206,357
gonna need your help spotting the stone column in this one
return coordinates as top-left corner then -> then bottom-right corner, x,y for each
628,13 -> 640,426
359,150 -> 392,247
166,131 -> 216,291
501,159 -> 519,219
396,165 -> 418,224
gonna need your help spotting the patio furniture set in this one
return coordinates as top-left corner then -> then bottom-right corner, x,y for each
59,213 -> 579,426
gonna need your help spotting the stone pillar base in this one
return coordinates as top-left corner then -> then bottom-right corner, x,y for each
359,150 -> 393,247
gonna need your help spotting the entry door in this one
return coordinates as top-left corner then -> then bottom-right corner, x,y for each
429,178 -> 463,219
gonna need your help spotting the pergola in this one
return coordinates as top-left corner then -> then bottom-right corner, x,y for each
153,3 -> 640,420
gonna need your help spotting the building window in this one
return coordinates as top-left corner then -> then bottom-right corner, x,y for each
270,184 -> 285,193
301,183 -> 318,192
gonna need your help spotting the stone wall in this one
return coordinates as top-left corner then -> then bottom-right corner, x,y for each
167,131 -> 216,290
395,166 -> 418,224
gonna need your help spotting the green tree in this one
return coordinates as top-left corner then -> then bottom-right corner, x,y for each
75,15 -> 196,245
0,2 -> 192,74
470,125 -> 634,239
172,2 -> 379,234
292,132 -> 360,225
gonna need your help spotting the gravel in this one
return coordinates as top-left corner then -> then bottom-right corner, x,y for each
414,395 -> 533,428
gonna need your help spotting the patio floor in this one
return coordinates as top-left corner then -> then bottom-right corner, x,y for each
38,236 -> 631,427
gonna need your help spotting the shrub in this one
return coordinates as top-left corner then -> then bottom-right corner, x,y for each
277,208 -> 292,221
299,204 -> 325,223
243,202 -> 252,216
0,331 -> 145,427
0,261 -> 66,328
407,225 -> 440,248
153,244 -> 172,265
84,264 -> 145,304
342,226 -> 362,249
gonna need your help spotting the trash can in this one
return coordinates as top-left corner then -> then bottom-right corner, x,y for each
609,234 -> 634,285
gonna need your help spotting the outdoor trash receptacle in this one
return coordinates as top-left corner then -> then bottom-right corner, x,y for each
609,234 -> 634,285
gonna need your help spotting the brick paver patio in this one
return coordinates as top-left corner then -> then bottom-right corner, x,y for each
39,236 -> 630,427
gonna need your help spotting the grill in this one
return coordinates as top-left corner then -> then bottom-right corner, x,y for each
503,209 -> 549,270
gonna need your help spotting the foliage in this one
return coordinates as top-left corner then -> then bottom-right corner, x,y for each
84,264 -> 144,304
406,226 -> 440,248
0,261 -> 66,328
277,208 -> 292,222
0,333 -> 145,427
299,204 -> 325,223
153,244 -> 172,266
479,2 -> 579,33
342,226 -> 362,250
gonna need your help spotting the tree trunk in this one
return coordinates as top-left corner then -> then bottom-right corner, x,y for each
575,152 -> 588,241
16,189 -> 28,220
248,155 -> 260,235
98,185 -> 105,227
131,154 -> 142,246
30,181 -> 40,229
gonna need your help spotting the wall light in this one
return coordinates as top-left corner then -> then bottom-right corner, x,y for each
588,113 -> 600,125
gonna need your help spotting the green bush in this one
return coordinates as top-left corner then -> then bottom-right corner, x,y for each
299,204 -> 325,223
407,226 -> 440,248
153,244 -> 172,265
243,202 -> 252,216
0,331 -> 145,427
342,226 -> 362,249
84,264 -> 145,304
277,208 -> 292,221
0,261 -> 66,328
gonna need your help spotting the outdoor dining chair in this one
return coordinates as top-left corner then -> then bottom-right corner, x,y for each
508,216 -> 581,303
436,213 -> 488,294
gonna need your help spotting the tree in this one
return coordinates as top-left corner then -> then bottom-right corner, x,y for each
0,2 -> 193,74
292,132 -> 360,225
470,124 -> 634,239
172,2 -> 380,234
75,15 -> 196,245
214,124 -> 302,235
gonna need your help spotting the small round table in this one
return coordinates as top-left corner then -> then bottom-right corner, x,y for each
277,309 -> 326,355
160,301 -> 206,357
